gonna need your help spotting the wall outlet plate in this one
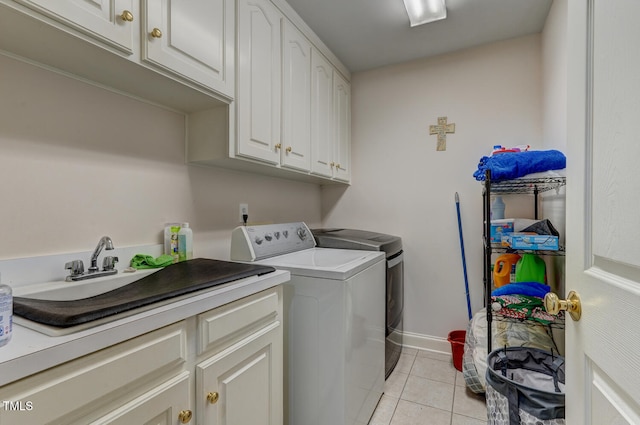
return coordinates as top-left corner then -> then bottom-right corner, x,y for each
239,203 -> 248,222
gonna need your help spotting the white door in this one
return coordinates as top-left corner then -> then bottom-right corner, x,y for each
566,0 -> 640,423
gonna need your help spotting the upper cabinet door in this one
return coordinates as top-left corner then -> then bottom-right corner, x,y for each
14,0 -> 135,54
281,21 -> 312,172
142,0 -> 235,98
236,0 -> 282,165
333,72 -> 351,182
310,49 -> 334,178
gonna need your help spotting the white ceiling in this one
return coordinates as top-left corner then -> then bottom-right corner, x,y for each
284,0 -> 553,73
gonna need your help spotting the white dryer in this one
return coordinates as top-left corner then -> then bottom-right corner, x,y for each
231,222 -> 385,425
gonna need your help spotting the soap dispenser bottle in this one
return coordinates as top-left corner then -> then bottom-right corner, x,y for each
178,223 -> 193,262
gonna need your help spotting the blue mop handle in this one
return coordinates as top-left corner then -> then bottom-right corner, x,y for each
455,192 -> 472,320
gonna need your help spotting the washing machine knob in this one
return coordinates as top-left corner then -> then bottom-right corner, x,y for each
264,233 -> 273,241
254,236 -> 264,245
297,227 -> 307,240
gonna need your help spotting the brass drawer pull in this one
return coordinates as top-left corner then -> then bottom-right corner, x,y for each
120,10 -> 134,22
178,410 -> 192,423
207,391 -> 219,404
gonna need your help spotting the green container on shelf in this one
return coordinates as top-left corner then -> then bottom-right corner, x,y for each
515,253 -> 546,284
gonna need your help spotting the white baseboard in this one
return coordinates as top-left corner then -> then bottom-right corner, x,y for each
398,330 -> 452,355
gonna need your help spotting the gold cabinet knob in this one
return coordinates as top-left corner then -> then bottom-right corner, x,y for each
544,290 -> 582,321
336,163 -> 341,169
178,410 -> 193,423
151,28 -> 163,38
286,146 -> 292,153
120,10 -> 134,22
275,143 -> 282,150
330,162 -> 335,168
207,391 -> 219,404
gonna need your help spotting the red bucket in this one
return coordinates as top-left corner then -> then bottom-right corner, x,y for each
447,330 -> 466,372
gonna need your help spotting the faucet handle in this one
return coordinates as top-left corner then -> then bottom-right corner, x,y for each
65,260 -> 85,277
102,256 -> 119,271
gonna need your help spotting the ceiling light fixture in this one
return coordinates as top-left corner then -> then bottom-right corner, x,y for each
402,0 -> 447,27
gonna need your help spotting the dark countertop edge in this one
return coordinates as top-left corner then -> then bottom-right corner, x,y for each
0,270 -> 290,387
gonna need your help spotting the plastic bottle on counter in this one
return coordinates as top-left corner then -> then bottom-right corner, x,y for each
170,225 -> 181,263
178,223 -> 193,262
164,222 -> 180,256
0,276 -> 13,347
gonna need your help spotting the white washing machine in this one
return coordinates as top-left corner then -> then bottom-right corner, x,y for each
231,222 -> 385,425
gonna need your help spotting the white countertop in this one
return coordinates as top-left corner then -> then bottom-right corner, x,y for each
0,269 -> 289,387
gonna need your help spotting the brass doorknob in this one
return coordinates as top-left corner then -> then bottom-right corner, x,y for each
151,28 -> 163,38
275,143 -> 282,150
336,163 -> 341,170
207,391 -> 219,404
178,410 -> 193,423
330,162 -> 335,168
286,146 -> 292,153
120,10 -> 134,22
544,290 -> 582,321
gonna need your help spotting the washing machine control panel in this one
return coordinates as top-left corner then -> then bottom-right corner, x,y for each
230,222 -> 316,261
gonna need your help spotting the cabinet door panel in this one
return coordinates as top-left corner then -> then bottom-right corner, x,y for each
89,372 -> 191,425
237,0 -> 282,164
197,323 -> 282,425
282,21 -> 312,172
333,72 -> 351,182
14,0 -> 134,53
310,49 -> 334,177
143,0 -> 234,96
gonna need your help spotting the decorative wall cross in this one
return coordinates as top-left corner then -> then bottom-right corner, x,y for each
429,116 -> 456,151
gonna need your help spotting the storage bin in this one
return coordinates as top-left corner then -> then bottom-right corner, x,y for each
447,330 -> 466,372
486,347 -> 565,425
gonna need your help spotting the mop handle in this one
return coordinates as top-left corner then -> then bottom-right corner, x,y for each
455,192 -> 472,320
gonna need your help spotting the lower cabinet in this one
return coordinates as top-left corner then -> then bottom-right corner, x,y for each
195,286 -> 283,425
0,286 -> 283,425
196,324 -> 282,424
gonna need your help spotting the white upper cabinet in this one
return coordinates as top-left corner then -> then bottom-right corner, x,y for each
281,20 -> 312,172
236,0 -> 283,164
142,0 -> 235,97
0,0 -> 234,110
311,48 -> 351,181
11,0 -> 135,54
186,0 -> 351,184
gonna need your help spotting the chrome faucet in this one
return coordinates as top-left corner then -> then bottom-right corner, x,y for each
88,236 -> 114,272
65,236 -> 119,281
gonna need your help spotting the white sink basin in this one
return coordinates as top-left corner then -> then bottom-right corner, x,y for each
11,258 -> 274,337
12,269 -> 162,336
13,269 -> 161,301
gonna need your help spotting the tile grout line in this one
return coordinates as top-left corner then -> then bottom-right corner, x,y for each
389,350 -> 418,424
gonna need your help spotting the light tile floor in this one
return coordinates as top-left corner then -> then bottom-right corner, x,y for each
369,348 -> 488,425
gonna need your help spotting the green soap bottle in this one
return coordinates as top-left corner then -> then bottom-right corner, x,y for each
170,225 -> 181,263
